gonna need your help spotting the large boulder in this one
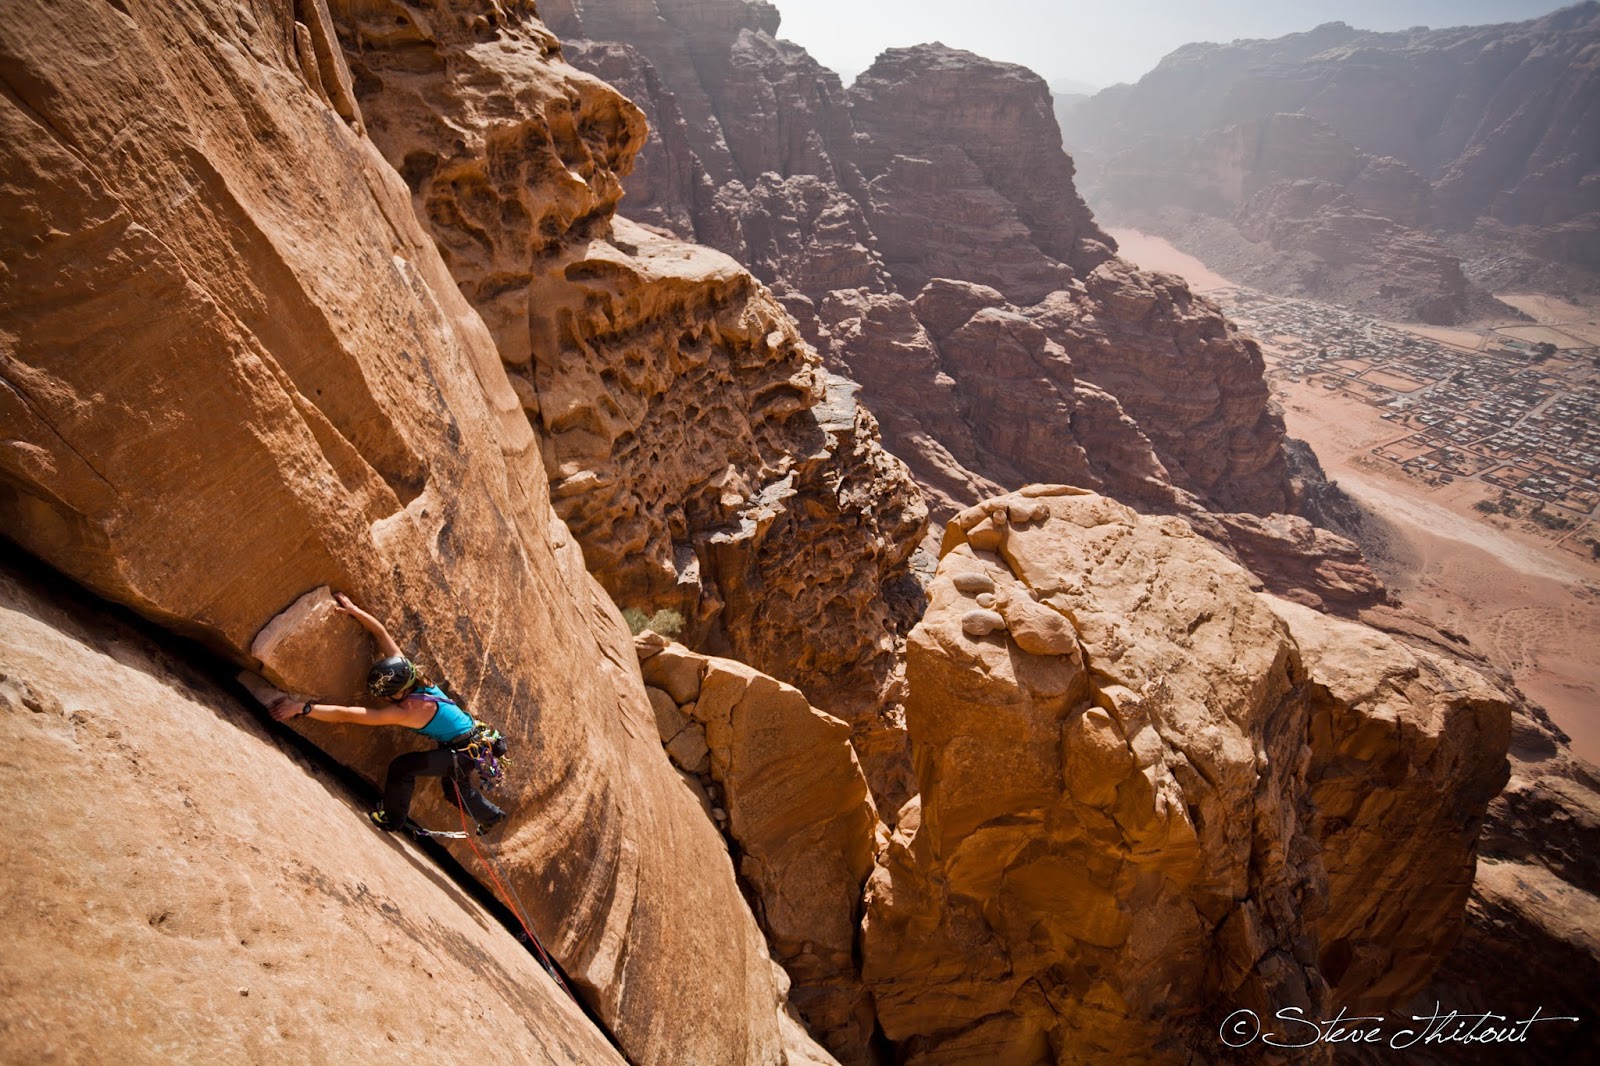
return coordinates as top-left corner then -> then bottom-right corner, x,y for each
862,488 -> 1326,1061
860,488 -> 1510,1062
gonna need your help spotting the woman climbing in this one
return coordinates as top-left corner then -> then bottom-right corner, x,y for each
270,592 -> 508,835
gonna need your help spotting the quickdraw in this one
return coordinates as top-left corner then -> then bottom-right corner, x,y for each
455,720 -> 509,791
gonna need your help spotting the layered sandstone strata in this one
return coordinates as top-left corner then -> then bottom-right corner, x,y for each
0,2 -> 827,1061
859,488 -> 1509,1061
549,4 -> 1383,618
333,1 -> 928,807
846,44 -> 1116,303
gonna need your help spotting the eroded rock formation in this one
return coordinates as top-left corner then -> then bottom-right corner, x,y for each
549,1 -> 1386,619
859,488 -> 1509,1061
334,0 -> 928,808
638,635 -> 883,1061
0,2 -> 828,1061
1083,113 -> 1502,323
3,2 -> 1587,1063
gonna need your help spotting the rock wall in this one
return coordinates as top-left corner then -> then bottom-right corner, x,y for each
0,2 -> 827,1062
0,561 -> 625,1064
334,0 -> 928,808
1086,113 -> 1497,323
845,44 -> 1115,304
1067,5 -> 1600,306
638,635 -> 883,1062
2,2 -> 1578,1063
548,1 -> 1386,618
1266,598 -> 1511,1010
858,488 -> 1510,1062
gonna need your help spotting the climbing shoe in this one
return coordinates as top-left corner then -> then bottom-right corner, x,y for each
368,808 -> 403,832
476,809 -> 508,836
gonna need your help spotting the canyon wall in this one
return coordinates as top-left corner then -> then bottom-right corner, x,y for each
1066,3 -> 1600,310
2,1 -> 1592,1063
551,0 -> 1386,619
859,488 -> 1510,1062
0,560 -> 626,1064
334,0 -> 927,807
0,2 -> 829,1061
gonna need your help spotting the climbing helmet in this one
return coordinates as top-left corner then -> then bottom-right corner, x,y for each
367,655 -> 420,698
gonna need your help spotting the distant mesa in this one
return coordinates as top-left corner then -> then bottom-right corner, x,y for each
1063,3 -> 1600,320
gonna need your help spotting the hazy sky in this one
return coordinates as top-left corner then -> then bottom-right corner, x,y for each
771,1 -> 1572,89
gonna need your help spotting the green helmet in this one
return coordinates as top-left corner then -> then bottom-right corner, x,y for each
367,656 -> 419,698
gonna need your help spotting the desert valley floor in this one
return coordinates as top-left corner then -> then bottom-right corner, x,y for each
1110,229 -> 1600,762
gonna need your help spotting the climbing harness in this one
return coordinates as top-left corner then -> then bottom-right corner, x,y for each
447,782 -> 575,1002
451,720 -> 510,791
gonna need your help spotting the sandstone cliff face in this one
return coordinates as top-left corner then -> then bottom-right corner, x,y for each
1067,5 -> 1600,305
0,563 -> 625,1064
2,3 -> 1561,1063
638,635 -> 883,1061
846,44 -> 1115,304
1087,113 -> 1496,323
334,0 -> 928,809
857,488 -> 1510,1062
548,2 -> 1388,619
1266,598 -> 1512,1010
0,2 -> 827,1061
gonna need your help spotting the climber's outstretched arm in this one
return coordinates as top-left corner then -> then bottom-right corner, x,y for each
269,699 -> 415,727
332,591 -> 402,658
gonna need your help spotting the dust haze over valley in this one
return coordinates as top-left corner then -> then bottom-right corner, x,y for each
1,1 -> 1597,1064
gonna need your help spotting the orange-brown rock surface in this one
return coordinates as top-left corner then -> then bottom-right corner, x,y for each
0,2 -> 828,1062
0,561 -> 624,1064
334,0 -> 928,809
2,1 -> 1574,1062
547,4 -> 1381,617
638,635 -> 882,1062
858,488 -> 1509,1062
1265,597 -> 1511,1009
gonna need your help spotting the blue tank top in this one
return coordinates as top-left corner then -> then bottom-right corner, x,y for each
410,685 -> 474,743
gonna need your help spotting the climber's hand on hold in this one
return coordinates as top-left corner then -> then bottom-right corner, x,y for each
269,697 -> 304,723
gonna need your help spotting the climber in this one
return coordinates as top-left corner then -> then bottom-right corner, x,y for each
270,592 -> 508,835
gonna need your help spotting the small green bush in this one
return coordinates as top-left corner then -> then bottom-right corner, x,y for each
622,607 -> 685,638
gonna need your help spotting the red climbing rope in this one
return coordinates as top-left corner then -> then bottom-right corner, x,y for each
449,784 -> 576,1002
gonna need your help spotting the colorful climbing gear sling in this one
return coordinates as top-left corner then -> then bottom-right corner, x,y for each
450,721 -> 509,791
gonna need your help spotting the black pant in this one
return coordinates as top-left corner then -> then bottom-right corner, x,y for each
382,746 -> 504,826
